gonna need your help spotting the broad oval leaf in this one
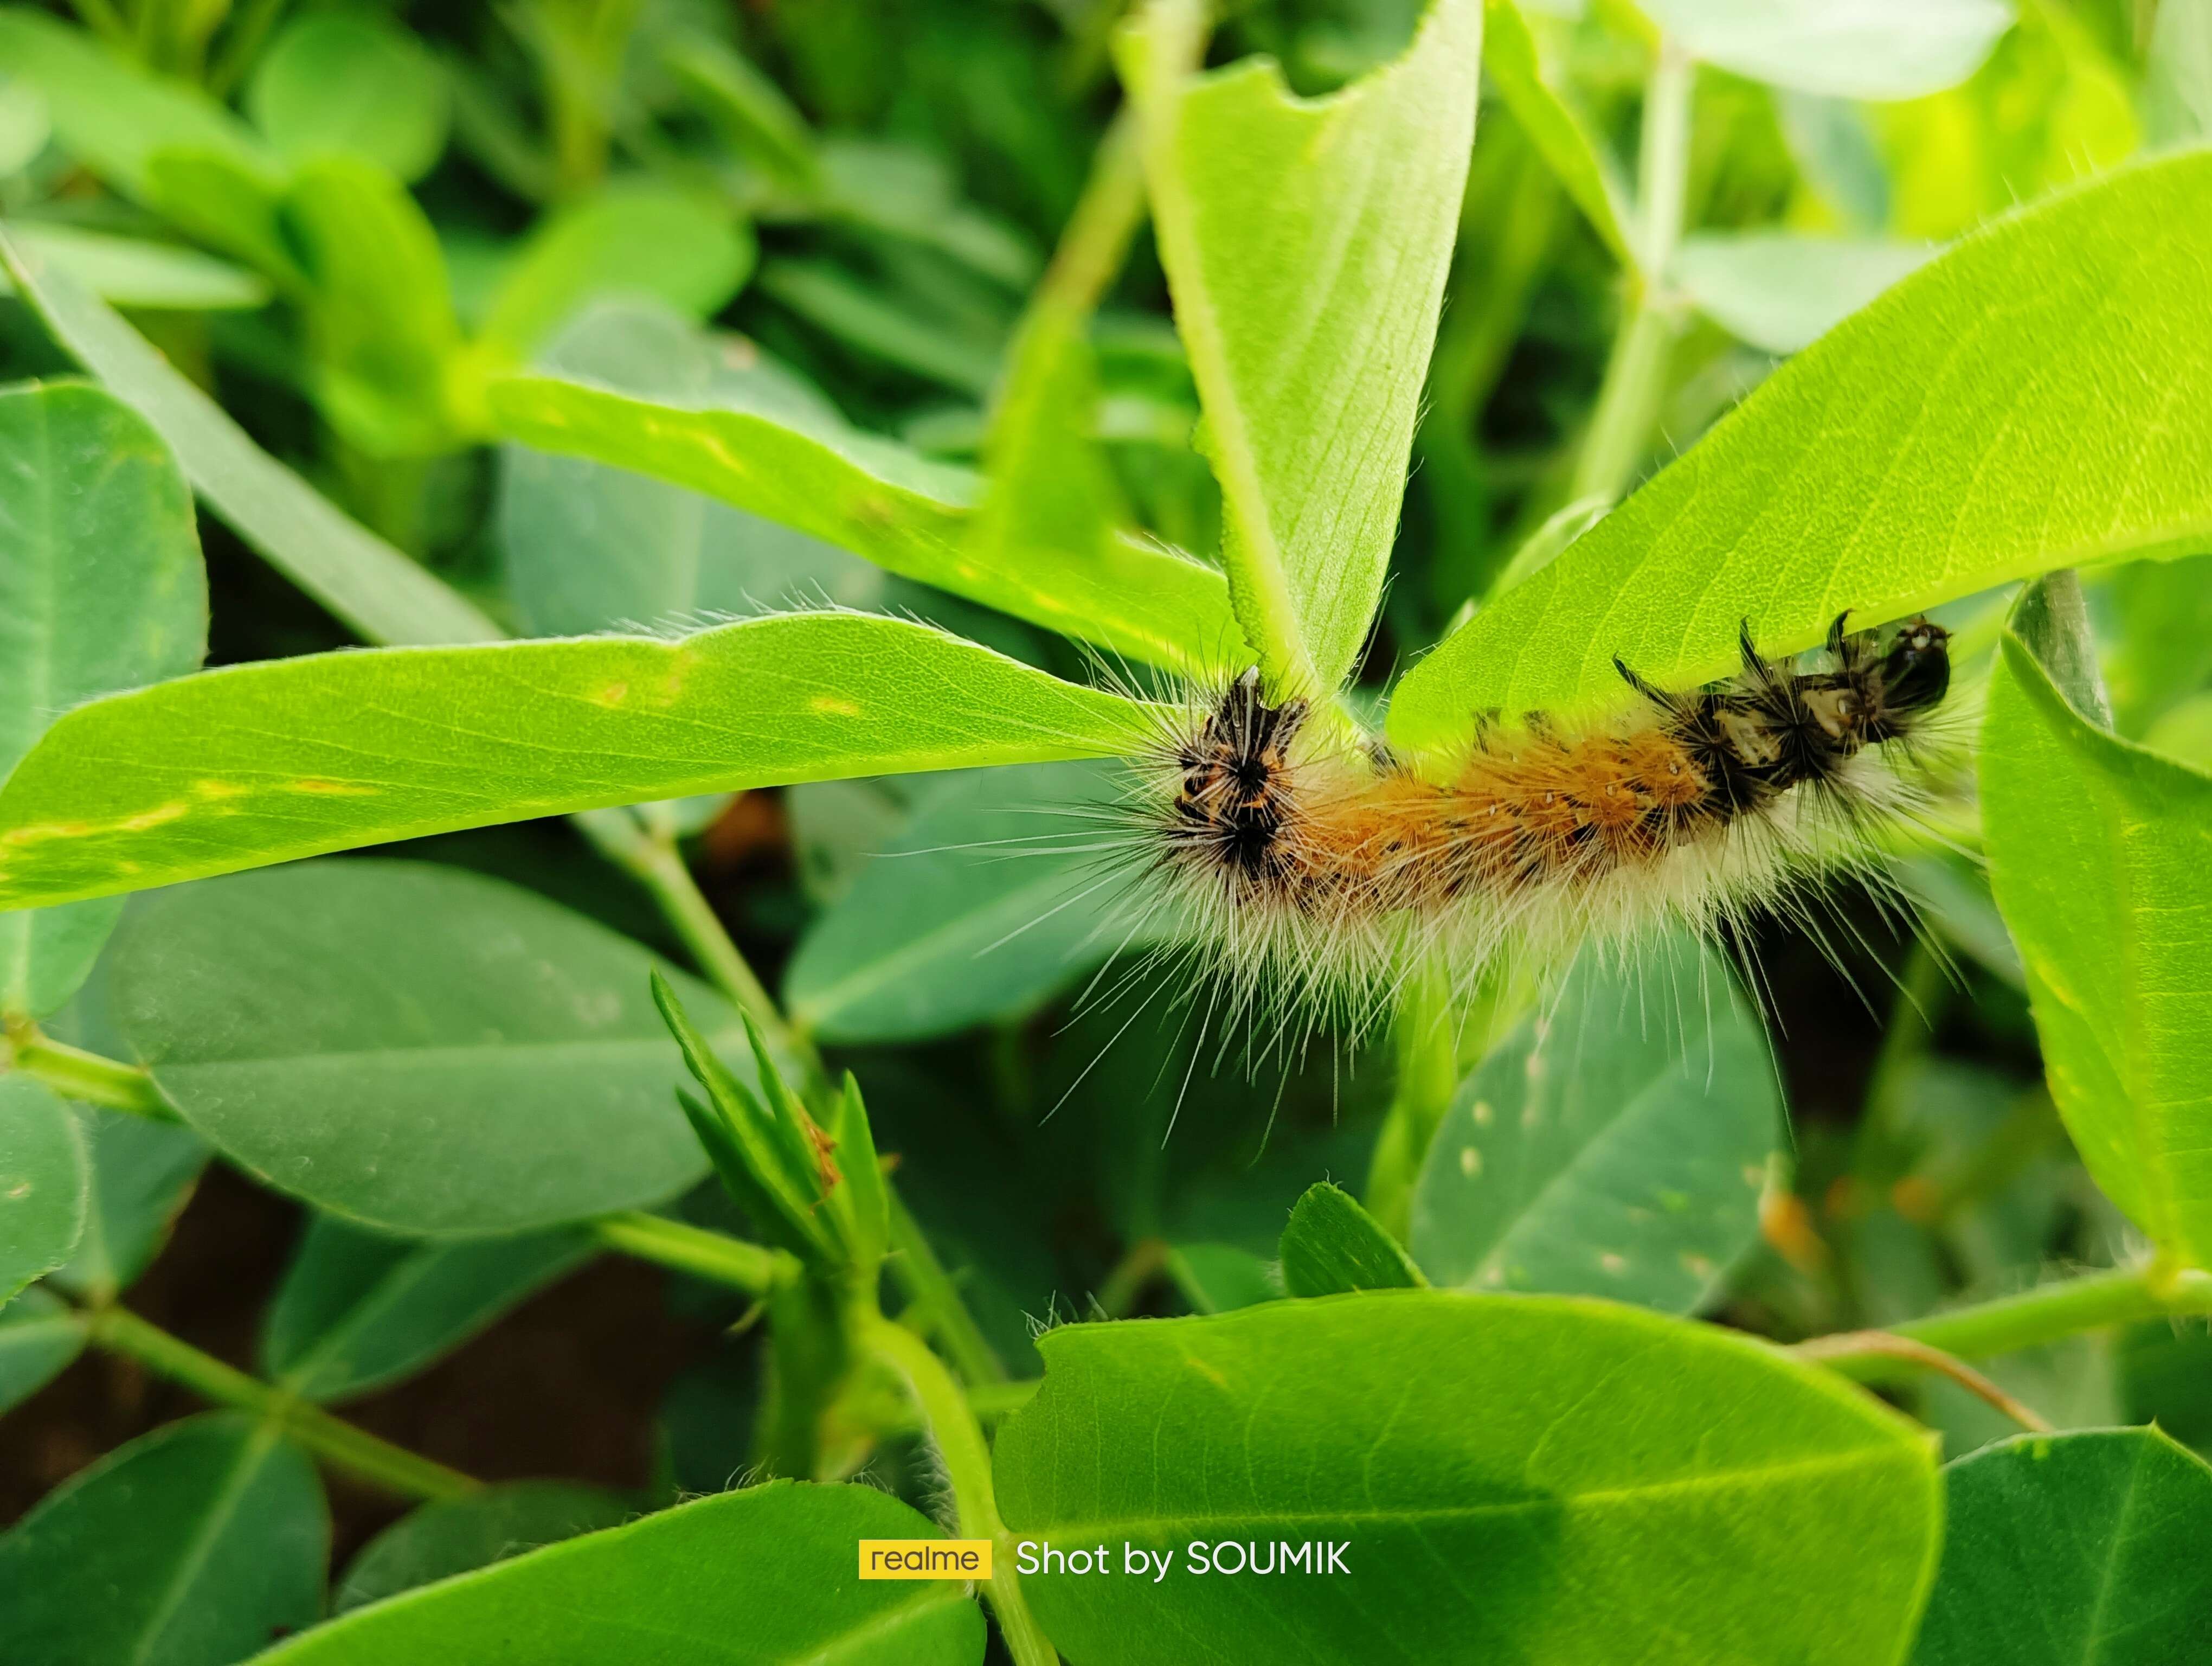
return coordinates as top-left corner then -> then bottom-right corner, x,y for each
1982,621 -> 2212,1265
784,761 -> 1134,1044
110,861 -> 744,1236
335,1483 -> 637,1613
46,1108 -> 209,1304
0,1411 -> 327,1666
1641,0 -> 2014,100
1391,152 -> 2212,747
261,1215 -> 593,1400
995,1292 -> 1940,1665
254,1481 -> 985,1665
0,1285 -> 86,1413
488,370 -> 1238,675
247,11 -> 450,182
0,381 -> 206,1019
1911,1427 -> 2212,1664
0,613 -> 1154,912
0,1074 -> 86,1303
1673,233 -> 1935,354
1409,932 -> 1781,1312
1121,0 -> 1480,695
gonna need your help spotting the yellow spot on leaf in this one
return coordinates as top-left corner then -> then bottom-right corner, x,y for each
809,695 -> 863,718
289,779 -> 377,797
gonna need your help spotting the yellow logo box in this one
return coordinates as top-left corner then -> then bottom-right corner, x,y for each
858,1540 -> 994,1580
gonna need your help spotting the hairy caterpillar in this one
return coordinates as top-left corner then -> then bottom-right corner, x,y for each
1115,613 -> 1953,1040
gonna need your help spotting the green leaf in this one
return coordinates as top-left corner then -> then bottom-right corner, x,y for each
0,226 -> 500,647
247,10 -> 451,183
1640,0 -> 2014,99
262,1215 -> 594,1401
995,1293 -> 1939,1665
0,381 -> 207,1020
0,1411 -> 327,1666
1482,0 -> 1633,265
1277,1182 -> 1424,1296
499,301 -> 882,638
0,223 -> 268,310
47,1109 -> 209,1305
658,31 -> 819,190
478,185 -> 754,363
487,369 -> 1237,675
1673,233 -> 1935,354
784,761 -> 1134,1044
0,9 -> 277,201
1911,1427 -> 2212,1665
282,156 -> 468,458
1982,611 -> 2212,1265
1163,1241 -> 1280,1312
0,1285 -> 85,1412
335,1483 -> 638,1613
653,970 -> 837,1265
110,861 -> 744,1236
1390,152 -> 2212,746
827,1073 -> 890,1274
255,1481 -> 985,1664
1409,932 -> 1781,1313
1120,0 -> 1480,695
0,612 -> 1152,912
0,1075 -> 86,1303
757,258 -> 1001,395
2145,0 -> 2212,146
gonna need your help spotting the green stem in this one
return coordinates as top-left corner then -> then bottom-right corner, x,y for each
1817,1263 -> 2212,1382
967,1377 -> 1041,1421
572,807 -> 824,1090
6,1030 -> 175,1120
1567,34 -> 1692,506
1094,1237 -> 1167,1319
866,1318 -> 1057,1666
888,1191 -> 1007,1384
86,1306 -> 477,1501
591,1211 -> 793,1296
1365,961 -> 1462,1239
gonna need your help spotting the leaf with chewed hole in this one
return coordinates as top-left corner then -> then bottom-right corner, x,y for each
1118,0 -> 1480,696
0,613 -> 1154,913
1390,153 -> 2212,748
1409,932 -> 1780,1313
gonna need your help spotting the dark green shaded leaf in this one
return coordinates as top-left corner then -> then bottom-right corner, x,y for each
46,1108 -> 208,1304
0,1412 -> 326,1666
0,1074 -> 85,1302
1409,932 -> 1780,1312
335,1483 -> 637,1613
0,1284 -> 85,1412
112,862 -> 742,1236
1912,1427 -> 2212,1664
254,1481 -> 984,1664
1277,1182 -> 1424,1296
262,1216 -> 594,1401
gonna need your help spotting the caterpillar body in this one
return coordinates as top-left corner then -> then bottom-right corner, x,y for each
1127,613 -> 1953,1035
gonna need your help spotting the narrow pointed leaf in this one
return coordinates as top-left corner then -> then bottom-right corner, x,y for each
1483,0 -> 1632,264
0,613 -> 1154,912
1121,0 -> 1481,694
1391,153 -> 2212,746
488,371 -> 1238,675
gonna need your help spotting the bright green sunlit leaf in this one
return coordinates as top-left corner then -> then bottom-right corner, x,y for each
1392,152 -> 2212,747
0,612 -> 1154,912
1641,0 -> 2015,100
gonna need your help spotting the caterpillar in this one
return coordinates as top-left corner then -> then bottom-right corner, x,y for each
1118,612 -> 1953,1040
